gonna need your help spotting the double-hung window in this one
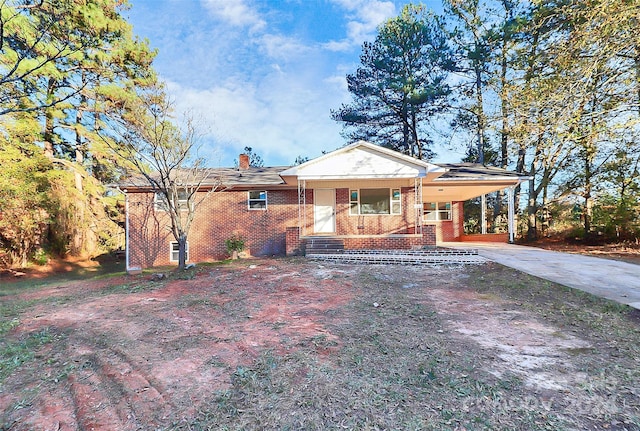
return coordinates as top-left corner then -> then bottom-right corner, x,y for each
349,188 -> 401,215
170,241 -> 189,262
423,202 -> 452,221
248,190 -> 267,210
154,190 -> 189,211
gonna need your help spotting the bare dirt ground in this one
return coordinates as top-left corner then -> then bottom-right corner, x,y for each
1,258 -> 639,430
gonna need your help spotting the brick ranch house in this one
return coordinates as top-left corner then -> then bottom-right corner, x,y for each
121,141 -> 530,269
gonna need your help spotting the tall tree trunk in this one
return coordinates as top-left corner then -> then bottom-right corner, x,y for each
411,110 -> 422,159
474,63 -> 485,165
527,137 -> 542,241
73,95 -> 85,255
494,20 -> 511,230
402,102 -> 410,156
43,78 -> 56,159
178,235 -> 187,270
514,146 -> 526,232
583,140 -> 594,237
527,164 -> 537,241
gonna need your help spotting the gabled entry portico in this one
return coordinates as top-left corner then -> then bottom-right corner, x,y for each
281,141 -> 443,247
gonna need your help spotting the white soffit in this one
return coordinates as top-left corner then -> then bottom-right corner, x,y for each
425,184 -> 513,202
280,141 -> 445,180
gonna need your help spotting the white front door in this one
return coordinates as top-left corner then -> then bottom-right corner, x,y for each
314,189 -> 336,234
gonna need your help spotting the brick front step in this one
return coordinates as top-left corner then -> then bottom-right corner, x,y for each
305,238 -> 345,254
307,248 -> 486,265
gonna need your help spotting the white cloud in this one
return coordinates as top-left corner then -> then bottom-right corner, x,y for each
258,33 -> 311,61
324,0 -> 396,51
132,0 -> 378,167
201,0 -> 266,32
322,40 -> 352,52
166,72 -> 344,167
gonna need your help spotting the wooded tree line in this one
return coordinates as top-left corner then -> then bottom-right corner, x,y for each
334,0 -> 640,241
0,0 -> 163,267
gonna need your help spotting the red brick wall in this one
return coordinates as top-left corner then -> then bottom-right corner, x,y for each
127,193 -> 173,268
128,187 -> 446,267
331,187 -> 419,235
286,226 -> 303,255
461,233 -> 508,242
128,189 -> 299,268
342,224 -> 436,250
423,224 -> 436,245
423,201 -> 464,242
288,224 -> 436,255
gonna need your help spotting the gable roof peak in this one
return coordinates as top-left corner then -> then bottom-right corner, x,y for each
279,140 -> 445,180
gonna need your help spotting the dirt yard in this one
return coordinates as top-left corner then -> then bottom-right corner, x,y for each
1,258 -> 639,430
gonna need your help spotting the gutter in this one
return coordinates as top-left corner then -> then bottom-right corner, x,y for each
433,174 -> 533,183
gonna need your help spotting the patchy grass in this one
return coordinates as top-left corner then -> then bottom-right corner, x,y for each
0,259 -> 638,431
173,266 -> 574,431
0,328 -> 60,382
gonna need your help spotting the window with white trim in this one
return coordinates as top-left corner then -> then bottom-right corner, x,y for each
424,202 -> 452,221
154,190 -> 189,211
248,190 -> 267,210
170,241 -> 189,262
349,188 -> 401,215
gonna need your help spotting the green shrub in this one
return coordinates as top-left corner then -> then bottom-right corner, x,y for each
32,248 -> 48,266
224,234 -> 245,255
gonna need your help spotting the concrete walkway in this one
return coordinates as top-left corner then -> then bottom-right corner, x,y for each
443,242 -> 640,310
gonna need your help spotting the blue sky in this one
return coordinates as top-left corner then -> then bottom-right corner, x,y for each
125,0 -> 457,167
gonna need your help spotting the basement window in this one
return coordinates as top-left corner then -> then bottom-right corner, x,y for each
170,241 -> 189,262
350,188 -> 401,215
248,190 -> 267,210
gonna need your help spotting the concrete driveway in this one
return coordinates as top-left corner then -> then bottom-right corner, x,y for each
444,242 -> 640,310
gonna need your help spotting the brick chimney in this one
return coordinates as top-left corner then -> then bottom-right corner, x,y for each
239,153 -> 250,170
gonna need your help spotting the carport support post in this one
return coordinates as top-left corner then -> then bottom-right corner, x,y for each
507,186 -> 515,243
481,194 -> 487,235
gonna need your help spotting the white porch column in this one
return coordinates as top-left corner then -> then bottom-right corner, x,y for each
507,186 -> 515,243
297,179 -> 306,236
481,194 -> 487,235
414,177 -> 423,235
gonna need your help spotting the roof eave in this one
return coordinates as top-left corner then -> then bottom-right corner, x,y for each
433,175 -> 532,183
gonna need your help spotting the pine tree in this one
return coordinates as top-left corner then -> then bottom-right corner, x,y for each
332,4 -> 454,160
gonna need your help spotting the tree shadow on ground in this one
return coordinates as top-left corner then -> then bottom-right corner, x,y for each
0,253 -> 125,292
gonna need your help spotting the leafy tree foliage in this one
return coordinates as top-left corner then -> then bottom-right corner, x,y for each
507,0 -> 640,239
332,4 -> 454,160
0,115 -> 51,266
293,155 -> 309,165
444,0 -> 492,165
0,0 -> 159,266
1,0 -> 87,115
